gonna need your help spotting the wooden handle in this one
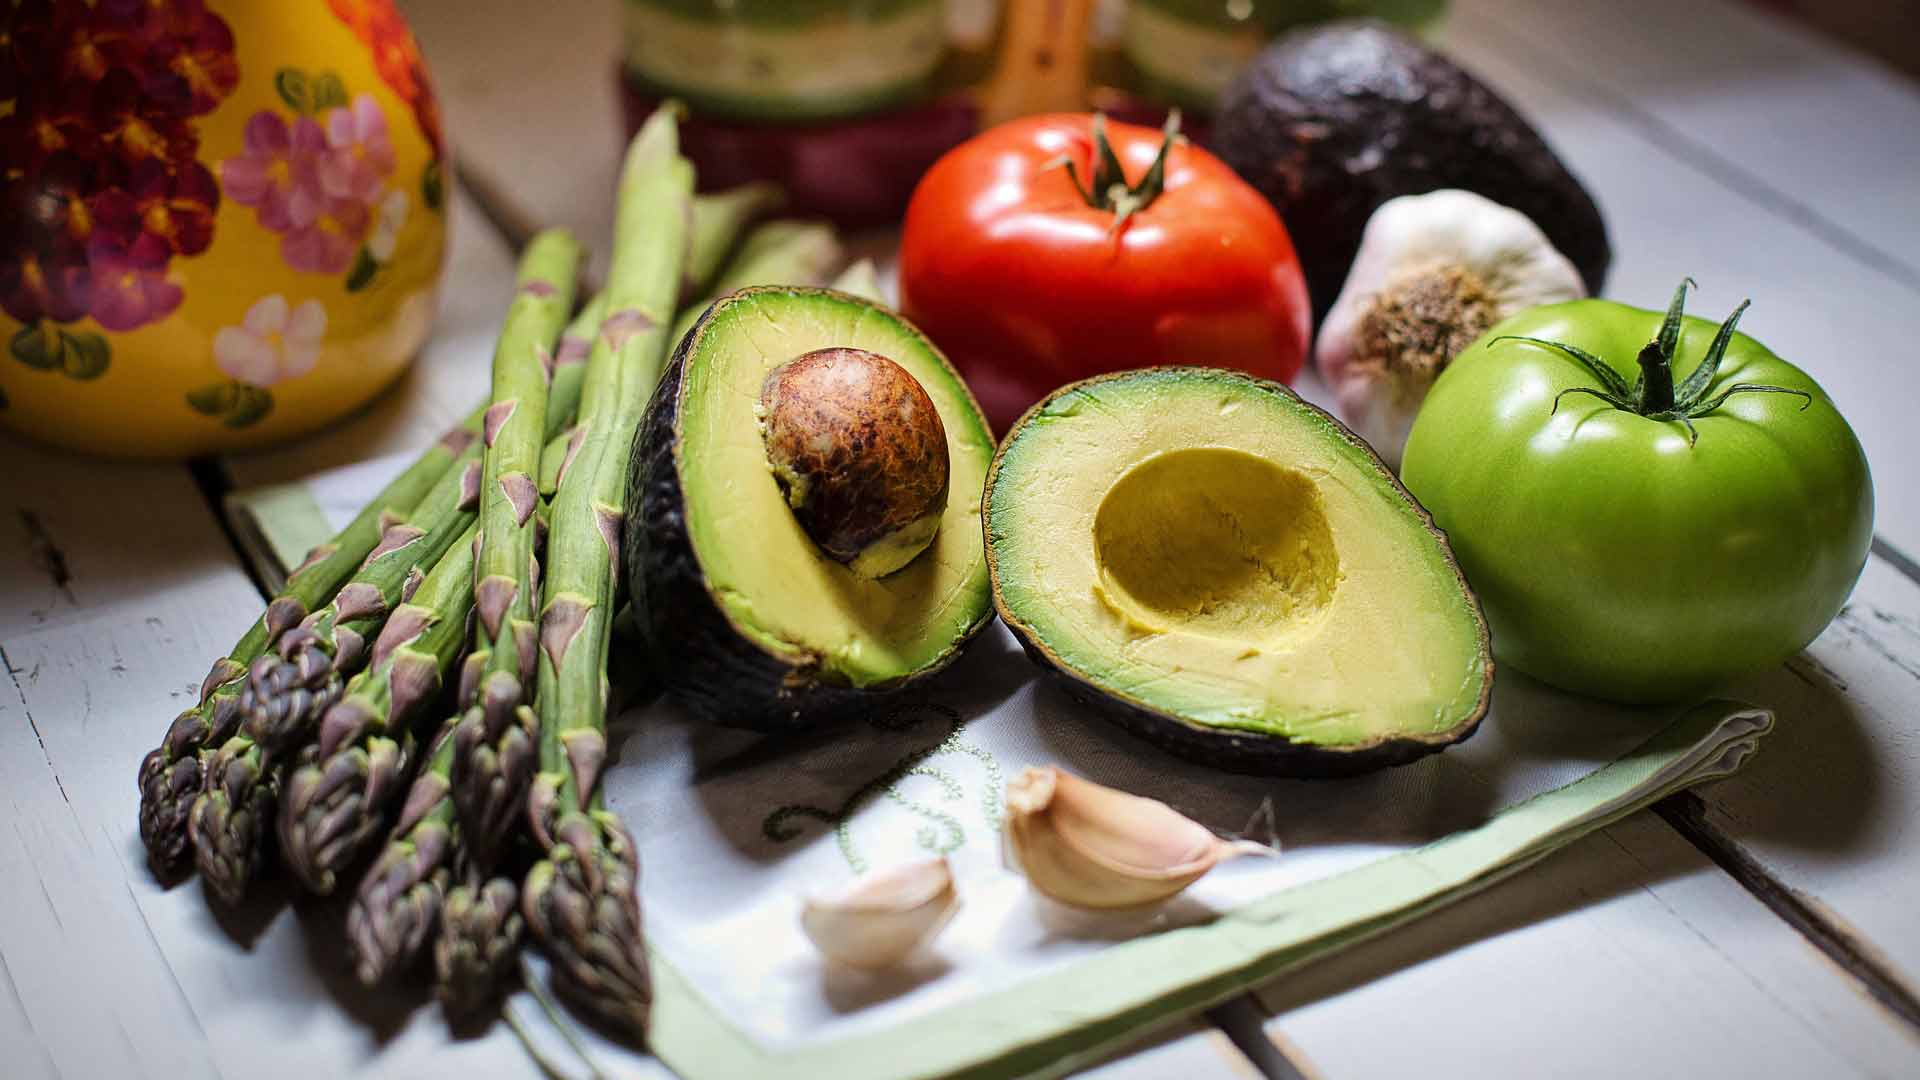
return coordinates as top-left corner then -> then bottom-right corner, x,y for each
979,0 -> 1096,127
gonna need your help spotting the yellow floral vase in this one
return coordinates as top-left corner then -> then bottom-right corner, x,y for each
0,0 -> 448,459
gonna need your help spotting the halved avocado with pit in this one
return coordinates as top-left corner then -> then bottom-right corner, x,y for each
986,367 -> 1491,776
625,286 -> 996,730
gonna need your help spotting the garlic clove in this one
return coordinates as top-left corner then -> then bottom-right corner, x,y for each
1004,766 -> 1270,909
800,857 -> 960,969
1316,189 -> 1587,469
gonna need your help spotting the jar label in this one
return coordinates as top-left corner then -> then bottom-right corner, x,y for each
622,0 -> 947,121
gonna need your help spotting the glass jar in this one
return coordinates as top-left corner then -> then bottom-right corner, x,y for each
1094,0 -> 1449,117
618,0 -> 1003,227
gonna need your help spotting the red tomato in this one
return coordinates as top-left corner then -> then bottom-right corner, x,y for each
899,113 -> 1311,432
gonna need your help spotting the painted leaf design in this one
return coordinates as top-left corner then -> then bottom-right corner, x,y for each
61,330 -> 109,380
225,385 -> 274,428
274,68 -> 313,113
421,160 -> 444,212
187,381 -> 239,415
11,324 -> 58,370
345,248 -> 379,292
312,71 -> 349,111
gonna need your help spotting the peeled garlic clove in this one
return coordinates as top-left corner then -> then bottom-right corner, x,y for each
1316,189 -> 1587,469
800,857 -> 959,969
1005,766 -> 1268,910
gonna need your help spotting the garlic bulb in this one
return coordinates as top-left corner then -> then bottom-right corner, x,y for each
800,857 -> 960,969
1004,766 -> 1269,909
1316,189 -> 1587,469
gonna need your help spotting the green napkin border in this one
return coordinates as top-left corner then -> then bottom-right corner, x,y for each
228,481 -> 1770,1080
645,704 -> 1768,1080
223,482 -> 337,594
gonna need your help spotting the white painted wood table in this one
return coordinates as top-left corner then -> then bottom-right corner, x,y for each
4,1 -> 1918,1076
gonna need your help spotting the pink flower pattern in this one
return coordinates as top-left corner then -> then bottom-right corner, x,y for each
319,94 -> 393,204
213,293 -> 325,386
218,93 -> 397,275
219,111 -> 327,233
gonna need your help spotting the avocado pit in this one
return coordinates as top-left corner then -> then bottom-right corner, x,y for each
760,347 -> 950,578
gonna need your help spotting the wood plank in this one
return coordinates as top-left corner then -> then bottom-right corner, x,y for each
399,0 -> 627,279
1256,810 -> 1920,1077
1,593 -> 241,1080
1693,556 -> 1920,992
1439,1 -> 1920,551
1452,0 -> 1920,282
1075,1020 -> 1265,1080
0,436 -> 245,642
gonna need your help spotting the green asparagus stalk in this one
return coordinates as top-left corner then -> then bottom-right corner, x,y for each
682,181 -> 783,301
239,437 -> 486,754
277,519 -> 481,894
434,872 -> 524,1016
449,228 -> 582,867
187,440 -> 483,899
197,255 -> 591,895
345,718 -> 457,983
667,219 -> 842,346
137,417 -> 476,874
830,257 -> 886,304
348,296 -> 614,988
524,107 -> 692,1037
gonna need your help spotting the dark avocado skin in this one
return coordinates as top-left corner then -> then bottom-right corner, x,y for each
1214,21 -> 1611,319
624,291 -> 985,732
1009,628 -> 1480,779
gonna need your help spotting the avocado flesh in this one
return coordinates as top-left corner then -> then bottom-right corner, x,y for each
988,368 -> 1489,773
643,287 -> 995,713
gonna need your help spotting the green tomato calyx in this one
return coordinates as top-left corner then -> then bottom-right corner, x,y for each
1493,279 -> 1812,446
1049,111 -> 1184,234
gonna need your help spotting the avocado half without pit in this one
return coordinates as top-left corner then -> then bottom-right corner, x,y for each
625,286 -> 996,730
986,368 -> 1492,777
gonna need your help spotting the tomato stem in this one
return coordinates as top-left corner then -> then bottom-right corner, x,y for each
1052,111 -> 1183,232
1634,340 -> 1676,413
1493,279 -> 1813,447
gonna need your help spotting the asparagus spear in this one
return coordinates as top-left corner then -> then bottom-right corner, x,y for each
830,257 -> 886,304
434,871 -> 524,1017
682,181 -> 783,301
238,437 -> 486,754
666,219 -> 842,346
276,518 -> 481,894
196,255 -> 587,903
187,440 -> 484,900
345,718 -> 456,983
348,295 -> 615,986
137,419 -> 475,874
449,228 -> 583,868
524,107 -> 691,1037
276,230 -> 587,895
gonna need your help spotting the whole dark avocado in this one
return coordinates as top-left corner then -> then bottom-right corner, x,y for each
1214,21 -> 1610,318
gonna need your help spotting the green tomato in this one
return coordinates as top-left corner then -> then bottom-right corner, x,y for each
1401,283 -> 1873,704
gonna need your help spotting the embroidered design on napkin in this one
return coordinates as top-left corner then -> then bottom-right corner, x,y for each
762,703 -> 1002,874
